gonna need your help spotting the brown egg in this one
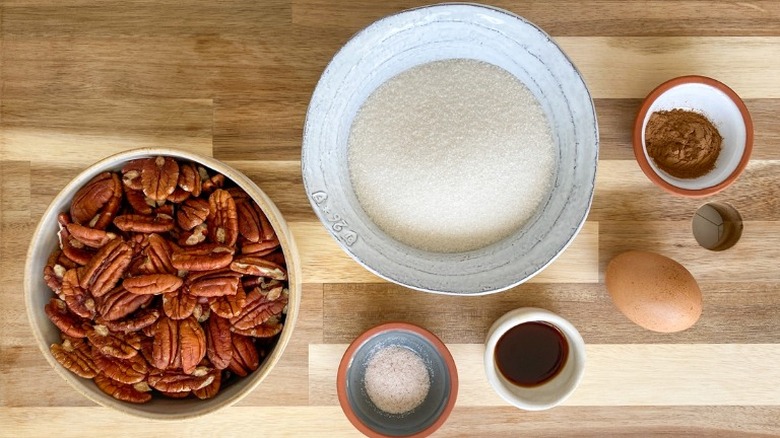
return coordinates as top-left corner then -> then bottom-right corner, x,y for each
605,251 -> 702,333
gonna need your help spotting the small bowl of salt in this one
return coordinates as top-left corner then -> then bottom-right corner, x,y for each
337,322 -> 458,437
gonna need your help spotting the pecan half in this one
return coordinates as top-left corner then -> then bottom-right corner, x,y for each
45,298 -> 90,338
193,369 -> 221,400
125,189 -> 153,215
151,316 -> 179,370
44,250 -> 66,293
63,288 -> 97,320
70,172 -> 115,225
227,334 -> 259,377
93,350 -> 149,384
208,189 -> 238,247
162,288 -> 197,320
100,307 -> 160,333
87,325 -> 141,359
201,173 -> 225,193
178,223 -> 208,246
186,269 -> 241,297
229,287 -> 287,331
231,315 -> 283,338
148,367 -> 214,393
80,239 -> 132,297
121,160 -> 145,191
123,274 -> 183,295
59,224 -> 95,266
138,233 -> 175,274
114,214 -> 175,233
178,162 -> 201,197
179,316 -> 207,375
240,237 -> 280,257
167,187 -> 191,203
94,374 -> 152,404
50,338 -> 98,378
230,256 -> 286,281
171,244 -> 234,271
92,172 -> 123,230
236,199 -> 263,243
66,223 -> 117,249
205,315 -> 232,370
141,156 -> 179,202
177,197 -> 209,231
96,285 -> 153,321
209,283 -> 247,319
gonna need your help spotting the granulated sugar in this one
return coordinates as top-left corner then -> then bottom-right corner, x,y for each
363,346 -> 431,415
348,58 -> 555,253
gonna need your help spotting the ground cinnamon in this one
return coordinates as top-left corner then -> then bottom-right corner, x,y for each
645,109 -> 722,179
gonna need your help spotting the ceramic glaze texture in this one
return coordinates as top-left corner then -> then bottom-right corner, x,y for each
302,4 -> 598,294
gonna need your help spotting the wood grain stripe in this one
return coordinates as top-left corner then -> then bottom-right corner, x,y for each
320,283 -> 780,345
1,406 -> 778,436
309,344 -> 780,407
3,37 -> 780,99
290,222 -> 599,284
291,0 -> 780,37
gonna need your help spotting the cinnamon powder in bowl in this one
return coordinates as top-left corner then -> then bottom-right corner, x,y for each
633,75 -> 753,197
645,109 -> 722,179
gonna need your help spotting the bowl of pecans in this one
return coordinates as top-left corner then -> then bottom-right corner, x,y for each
24,148 -> 301,419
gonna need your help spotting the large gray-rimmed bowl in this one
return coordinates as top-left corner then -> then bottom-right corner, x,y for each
24,148 -> 301,419
302,3 -> 598,295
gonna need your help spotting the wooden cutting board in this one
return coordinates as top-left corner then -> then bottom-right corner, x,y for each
2,1 -> 779,436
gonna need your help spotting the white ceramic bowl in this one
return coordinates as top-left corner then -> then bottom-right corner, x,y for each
633,75 -> 753,197
24,148 -> 301,419
302,4 -> 598,295
484,308 -> 585,411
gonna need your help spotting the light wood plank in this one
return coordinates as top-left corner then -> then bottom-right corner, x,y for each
310,344 -> 780,407
1,99 -> 213,163
291,222 -> 599,284
320,282 -> 780,345
292,0 -> 780,37
0,407 -> 361,437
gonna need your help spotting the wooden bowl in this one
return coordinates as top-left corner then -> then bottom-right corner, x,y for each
23,147 -> 301,419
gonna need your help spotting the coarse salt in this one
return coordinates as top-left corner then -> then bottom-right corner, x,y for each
348,58 -> 556,253
363,345 -> 431,415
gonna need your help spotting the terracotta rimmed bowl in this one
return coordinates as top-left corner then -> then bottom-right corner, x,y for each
633,75 -> 753,197
23,147 -> 301,419
337,322 -> 458,438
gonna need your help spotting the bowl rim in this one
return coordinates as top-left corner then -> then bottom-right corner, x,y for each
23,147 -> 302,420
336,322 -> 459,438
632,75 -> 754,198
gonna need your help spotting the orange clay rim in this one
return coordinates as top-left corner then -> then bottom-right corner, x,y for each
336,322 -> 459,438
632,75 -> 754,198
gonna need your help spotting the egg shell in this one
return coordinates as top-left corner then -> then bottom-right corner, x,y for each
605,251 -> 702,333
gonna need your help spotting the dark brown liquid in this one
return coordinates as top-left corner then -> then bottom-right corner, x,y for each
494,321 -> 569,387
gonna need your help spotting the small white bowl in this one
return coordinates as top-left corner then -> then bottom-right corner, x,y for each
302,4 -> 598,294
633,75 -> 753,197
484,308 -> 585,411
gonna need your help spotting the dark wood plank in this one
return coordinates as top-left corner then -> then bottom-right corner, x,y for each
321,282 -> 780,345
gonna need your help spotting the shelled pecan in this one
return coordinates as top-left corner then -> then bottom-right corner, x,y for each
42,155 -> 289,403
